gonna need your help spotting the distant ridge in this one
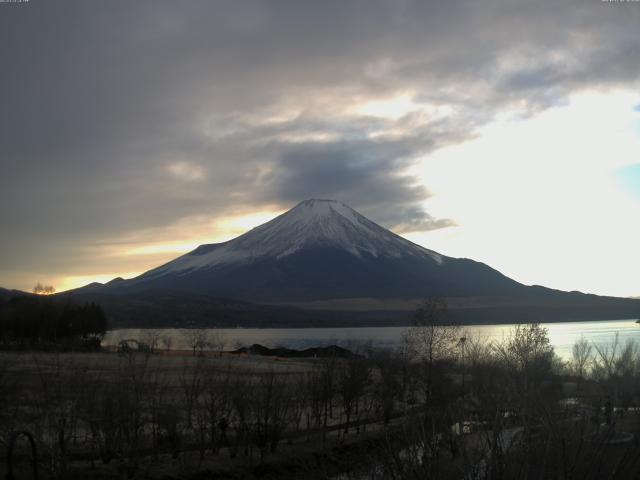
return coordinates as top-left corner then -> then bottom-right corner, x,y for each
0,287 -> 30,299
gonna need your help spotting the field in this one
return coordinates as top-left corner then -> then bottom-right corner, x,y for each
5,322 -> 640,479
0,348 -> 417,479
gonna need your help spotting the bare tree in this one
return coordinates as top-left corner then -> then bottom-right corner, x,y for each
177,359 -> 206,460
145,368 -> 168,460
182,328 -> 210,356
288,372 -> 309,434
160,334 -> 173,352
339,355 -> 370,433
572,336 -> 593,378
202,365 -> 232,455
249,369 -> 290,459
33,282 -> 56,295
178,358 -> 205,430
306,357 -> 337,445
0,354 -> 19,448
592,333 -> 622,380
492,323 -> 555,384
372,350 -> 410,425
229,374 -> 250,458
404,298 -> 459,405
142,329 -> 162,353
209,329 -> 227,357
405,298 -> 460,363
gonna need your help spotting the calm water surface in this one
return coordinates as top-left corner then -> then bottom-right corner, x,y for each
104,319 -> 640,360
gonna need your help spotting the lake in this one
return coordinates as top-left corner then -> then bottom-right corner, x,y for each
104,319 -> 640,360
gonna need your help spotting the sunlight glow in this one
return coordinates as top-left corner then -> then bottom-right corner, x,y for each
119,211 -> 284,258
57,272 -> 142,292
356,94 -> 418,119
123,243 -> 202,256
52,209 -> 289,292
214,210 -> 286,238
408,89 -> 640,297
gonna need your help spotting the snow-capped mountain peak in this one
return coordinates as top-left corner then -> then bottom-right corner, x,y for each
283,199 -> 361,225
136,199 -> 443,281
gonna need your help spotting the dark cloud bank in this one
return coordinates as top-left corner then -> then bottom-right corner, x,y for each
1,0 -> 639,282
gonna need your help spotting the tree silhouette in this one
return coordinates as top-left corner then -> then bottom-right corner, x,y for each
33,282 -> 56,295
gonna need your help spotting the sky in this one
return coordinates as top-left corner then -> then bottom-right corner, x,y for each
1,0 -> 639,297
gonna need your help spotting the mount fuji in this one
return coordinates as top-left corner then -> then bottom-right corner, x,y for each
106,199 -> 525,302
69,199 -> 639,326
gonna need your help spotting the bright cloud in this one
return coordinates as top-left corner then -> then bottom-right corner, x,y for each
406,90 -> 640,297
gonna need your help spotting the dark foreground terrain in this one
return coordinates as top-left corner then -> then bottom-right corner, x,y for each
4,320 -> 640,479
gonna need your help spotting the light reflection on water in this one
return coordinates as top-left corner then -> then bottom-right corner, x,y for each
104,319 -> 640,360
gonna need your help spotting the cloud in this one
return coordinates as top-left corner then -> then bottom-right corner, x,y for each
261,136 -> 455,231
2,0 -> 640,289
166,162 -> 206,182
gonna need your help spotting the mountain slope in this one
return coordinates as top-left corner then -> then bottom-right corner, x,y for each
62,199 -> 640,326
110,199 -> 527,302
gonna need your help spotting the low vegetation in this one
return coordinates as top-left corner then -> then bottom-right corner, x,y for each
2,299 -> 640,479
0,294 -> 107,350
